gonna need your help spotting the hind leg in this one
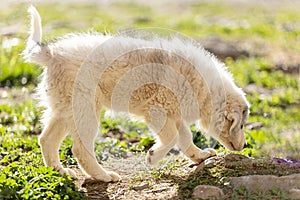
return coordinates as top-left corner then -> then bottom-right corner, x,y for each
71,130 -> 121,182
39,116 -> 76,177
146,118 -> 179,165
68,95 -> 121,182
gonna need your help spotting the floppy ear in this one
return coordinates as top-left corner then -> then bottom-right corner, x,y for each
227,112 -> 241,136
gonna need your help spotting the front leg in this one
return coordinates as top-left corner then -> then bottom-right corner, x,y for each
184,143 -> 216,163
177,121 -> 216,163
146,118 -> 179,165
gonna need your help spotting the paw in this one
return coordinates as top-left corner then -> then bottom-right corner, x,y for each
107,171 -> 122,182
202,148 -> 217,158
146,148 -> 164,165
57,167 -> 77,178
189,148 -> 216,163
93,171 -> 121,182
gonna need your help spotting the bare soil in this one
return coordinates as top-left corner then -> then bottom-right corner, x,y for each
73,153 -> 300,199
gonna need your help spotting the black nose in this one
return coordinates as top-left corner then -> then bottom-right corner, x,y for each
243,142 -> 250,149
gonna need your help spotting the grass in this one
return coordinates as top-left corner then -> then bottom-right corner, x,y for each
0,1 -> 299,199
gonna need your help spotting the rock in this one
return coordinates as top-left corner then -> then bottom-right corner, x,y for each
0,24 -> 21,36
272,157 -> 300,168
194,154 -> 224,172
198,36 -> 250,60
289,188 -> 300,200
224,154 -> 248,161
192,185 -> 224,200
132,183 -> 149,191
194,153 -> 256,172
244,121 -> 264,130
230,173 -> 300,192
224,154 -> 256,168
195,157 -> 217,171
243,84 -> 271,96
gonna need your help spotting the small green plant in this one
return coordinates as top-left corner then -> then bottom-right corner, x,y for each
0,162 -> 85,199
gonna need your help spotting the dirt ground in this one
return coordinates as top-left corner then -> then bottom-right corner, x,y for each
72,153 -> 300,200
74,153 -> 189,200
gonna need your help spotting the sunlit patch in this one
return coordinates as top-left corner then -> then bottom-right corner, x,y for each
2,37 -> 20,50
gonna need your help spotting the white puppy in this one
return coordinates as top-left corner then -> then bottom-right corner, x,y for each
23,6 -> 250,182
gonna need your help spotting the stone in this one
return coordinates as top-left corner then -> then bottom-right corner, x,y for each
132,183 -> 149,191
194,153 -> 257,172
224,153 -> 257,168
288,188 -> 300,200
224,154 -> 251,162
230,173 -> 300,192
194,154 -> 224,172
192,185 -> 224,199
245,121 -> 264,130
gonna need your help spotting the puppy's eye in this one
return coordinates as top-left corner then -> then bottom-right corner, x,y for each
241,124 -> 244,129
242,110 -> 246,115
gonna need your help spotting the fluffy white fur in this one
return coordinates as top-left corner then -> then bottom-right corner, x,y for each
23,6 -> 250,182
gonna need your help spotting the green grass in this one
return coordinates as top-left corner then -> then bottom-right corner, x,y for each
0,162 -> 85,199
1,1 -> 299,199
0,45 -> 41,87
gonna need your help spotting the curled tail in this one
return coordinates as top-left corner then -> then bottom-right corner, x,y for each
28,6 -> 42,44
23,6 -> 52,65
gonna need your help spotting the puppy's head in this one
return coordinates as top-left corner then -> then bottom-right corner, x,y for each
215,94 -> 250,151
